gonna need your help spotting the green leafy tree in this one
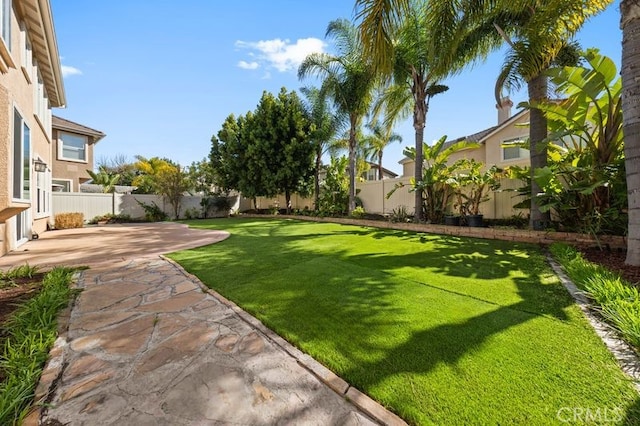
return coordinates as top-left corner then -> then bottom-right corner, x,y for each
318,156 -> 350,216
154,164 -> 192,220
243,88 -> 315,213
299,19 -> 378,214
86,166 -> 120,193
132,156 -> 175,194
621,0 -> 640,265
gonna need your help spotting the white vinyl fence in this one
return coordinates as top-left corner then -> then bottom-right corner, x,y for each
52,193 -> 239,222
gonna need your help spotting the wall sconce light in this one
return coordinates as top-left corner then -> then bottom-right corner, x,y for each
33,159 -> 47,173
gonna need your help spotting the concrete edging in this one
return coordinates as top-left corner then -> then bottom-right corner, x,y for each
162,255 -> 407,426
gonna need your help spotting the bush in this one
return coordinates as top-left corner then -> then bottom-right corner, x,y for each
390,206 -> 410,223
0,267 -> 76,424
550,243 -> 640,351
136,200 -> 168,222
54,213 -> 84,229
351,206 -> 366,219
88,213 -> 133,224
183,207 -> 201,220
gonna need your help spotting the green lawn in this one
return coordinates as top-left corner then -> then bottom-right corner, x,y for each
169,218 -> 640,425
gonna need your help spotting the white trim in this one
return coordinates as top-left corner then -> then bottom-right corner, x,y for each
57,130 -> 88,163
11,103 -> 31,203
52,178 -> 73,192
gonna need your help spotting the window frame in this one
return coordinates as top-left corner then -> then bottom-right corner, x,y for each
52,178 -> 72,193
57,131 -> 88,163
12,106 -> 30,202
34,156 -> 50,218
500,136 -> 530,162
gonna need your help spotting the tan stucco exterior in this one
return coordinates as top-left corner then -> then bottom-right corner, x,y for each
51,119 -> 104,192
0,0 -> 65,255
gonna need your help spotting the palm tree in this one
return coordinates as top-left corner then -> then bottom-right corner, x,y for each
300,86 -> 342,210
363,119 -> 402,180
487,1 -> 610,230
86,167 -> 120,193
360,1 -> 494,221
298,19 -> 377,214
621,0 -> 640,265
356,0 -> 610,228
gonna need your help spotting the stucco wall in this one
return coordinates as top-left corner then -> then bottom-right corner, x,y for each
51,128 -> 94,191
0,3 -> 56,254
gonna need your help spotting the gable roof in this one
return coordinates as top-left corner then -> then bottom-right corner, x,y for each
398,108 -> 528,164
52,115 -> 106,143
366,161 -> 398,178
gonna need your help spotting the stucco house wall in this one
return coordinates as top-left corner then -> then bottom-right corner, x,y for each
0,0 -> 65,255
51,116 -> 105,192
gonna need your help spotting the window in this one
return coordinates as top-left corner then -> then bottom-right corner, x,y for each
19,21 -> 32,81
35,161 -> 50,217
501,137 -> 529,161
12,108 -> 30,200
58,132 -> 87,162
52,179 -> 72,192
1,0 -> 11,50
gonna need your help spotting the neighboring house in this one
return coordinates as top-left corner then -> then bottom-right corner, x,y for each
0,0 -> 65,255
51,115 -> 105,192
399,98 -> 530,177
361,161 -> 398,181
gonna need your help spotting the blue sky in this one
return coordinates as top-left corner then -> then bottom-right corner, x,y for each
51,1 -> 621,175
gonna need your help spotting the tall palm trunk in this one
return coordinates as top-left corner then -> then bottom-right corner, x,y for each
314,145 -> 322,210
378,151 -> 384,180
348,115 -> 358,213
622,0 -> 640,266
413,74 -> 426,222
528,73 -> 551,230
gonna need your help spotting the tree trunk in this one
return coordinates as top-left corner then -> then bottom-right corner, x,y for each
413,77 -> 426,222
528,74 -> 551,230
622,0 -> 640,266
285,189 -> 291,215
348,116 -> 358,214
314,146 -> 322,210
378,151 -> 384,181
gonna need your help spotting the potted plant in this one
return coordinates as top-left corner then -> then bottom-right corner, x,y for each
457,160 -> 502,227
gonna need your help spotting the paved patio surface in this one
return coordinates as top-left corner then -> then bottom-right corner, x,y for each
0,223 -> 402,425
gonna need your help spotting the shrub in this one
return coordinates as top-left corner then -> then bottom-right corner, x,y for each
390,206 -> 410,223
550,243 -> 640,351
88,213 -> 133,224
136,200 -> 168,222
54,213 -> 84,229
351,206 -> 366,219
183,207 -> 201,220
0,267 -> 76,424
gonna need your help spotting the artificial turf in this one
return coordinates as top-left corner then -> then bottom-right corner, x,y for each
169,218 -> 640,425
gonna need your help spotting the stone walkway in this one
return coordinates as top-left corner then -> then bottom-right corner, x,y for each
0,224 -> 404,425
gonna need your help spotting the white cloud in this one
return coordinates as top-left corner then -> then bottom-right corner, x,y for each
235,37 -> 326,72
238,60 -> 259,70
61,65 -> 82,77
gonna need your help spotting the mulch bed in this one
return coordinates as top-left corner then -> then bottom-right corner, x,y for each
0,274 -> 46,328
579,247 -> 640,286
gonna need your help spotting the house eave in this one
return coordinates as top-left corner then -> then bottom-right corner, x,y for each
16,0 -> 66,107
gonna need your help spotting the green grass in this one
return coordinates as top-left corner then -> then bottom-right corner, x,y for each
170,218 -> 640,425
550,243 -> 640,352
0,267 -> 76,425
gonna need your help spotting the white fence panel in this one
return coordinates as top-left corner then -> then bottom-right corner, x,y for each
52,193 -> 115,222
